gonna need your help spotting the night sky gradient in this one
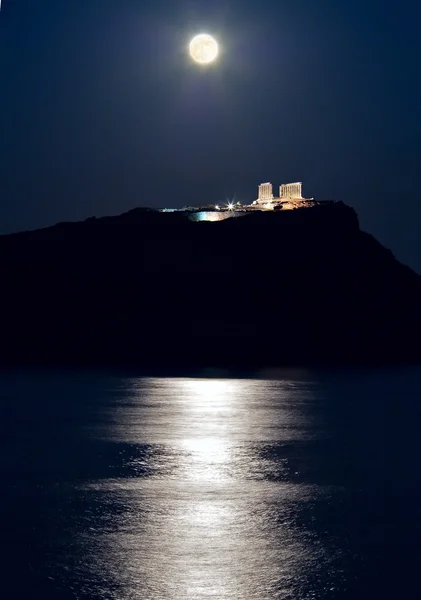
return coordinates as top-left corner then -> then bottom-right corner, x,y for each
1,0 -> 420,271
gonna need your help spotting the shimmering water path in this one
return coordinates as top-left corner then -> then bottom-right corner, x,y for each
1,369 -> 421,599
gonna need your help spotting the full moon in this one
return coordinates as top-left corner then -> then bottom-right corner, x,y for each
189,34 -> 219,65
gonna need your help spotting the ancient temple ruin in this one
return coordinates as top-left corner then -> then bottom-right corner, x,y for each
254,181 -> 308,208
160,180 -> 315,221
279,182 -> 302,199
257,182 -> 274,201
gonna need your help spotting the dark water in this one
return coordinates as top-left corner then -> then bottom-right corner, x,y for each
1,368 -> 421,599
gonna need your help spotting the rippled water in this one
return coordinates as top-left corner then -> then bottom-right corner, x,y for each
1,368 -> 421,599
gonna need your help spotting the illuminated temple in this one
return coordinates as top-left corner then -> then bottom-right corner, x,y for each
160,181 -> 317,221
252,181 -> 313,210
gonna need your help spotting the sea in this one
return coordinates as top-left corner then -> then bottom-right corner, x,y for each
1,367 -> 421,600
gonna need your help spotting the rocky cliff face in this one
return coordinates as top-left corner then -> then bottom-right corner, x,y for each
1,202 -> 420,369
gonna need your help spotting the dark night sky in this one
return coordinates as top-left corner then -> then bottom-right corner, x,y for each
1,0 -> 420,271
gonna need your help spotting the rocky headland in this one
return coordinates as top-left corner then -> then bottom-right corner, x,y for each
1,202 -> 420,370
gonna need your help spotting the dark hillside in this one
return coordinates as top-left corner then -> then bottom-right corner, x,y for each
1,202 -> 420,369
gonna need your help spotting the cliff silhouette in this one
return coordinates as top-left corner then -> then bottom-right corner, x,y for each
1,202 -> 420,369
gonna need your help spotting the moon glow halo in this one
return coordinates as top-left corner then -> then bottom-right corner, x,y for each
189,34 -> 219,65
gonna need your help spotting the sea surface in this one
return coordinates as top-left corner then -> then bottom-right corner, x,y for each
1,368 -> 421,599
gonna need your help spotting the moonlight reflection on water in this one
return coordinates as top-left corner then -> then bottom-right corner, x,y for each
76,377 -> 332,599
5,370 -> 416,599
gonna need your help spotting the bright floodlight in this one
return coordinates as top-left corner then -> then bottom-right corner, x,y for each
189,34 -> 219,65
227,203 -> 234,210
